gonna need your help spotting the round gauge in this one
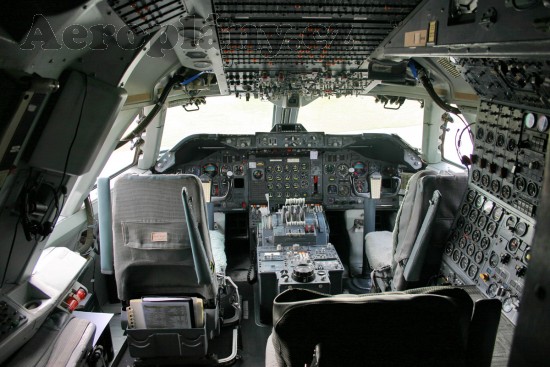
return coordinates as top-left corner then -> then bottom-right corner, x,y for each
475,195 -> 485,209
515,221 -> 528,237
502,296 -> 519,313
501,185 -> 512,199
301,180 -> 308,188
460,256 -> 469,270
337,164 -> 349,177
266,166 -> 273,173
492,206 -> 504,222
466,244 -> 475,256
491,179 -> 501,194
476,127 -> 485,140
274,164 -> 283,173
464,223 -> 474,235
292,164 -> 299,172
457,216 -> 466,229
515,177 -> 526,191
489,252 -> 500,268
275,174 -> 282,181
284,173 -> 291,181
352,161 -> 367,176
202,163 -> 218,177
483,200 -> 494,216
292,173 -> 299,181
369,162 -> 380,172
474,251 -> 484,264
220,164 -> 230,175
293,182 -> 299,189
481,237 -> 491,250
477,215 -> 488,229
481,174 -> 490,188
524,112 -> 536,129
324,164 -> 335,174
445,242 -> 454,255
186,166 -> 201,176
467,190 -> 477,203
275,192 -> 283,198
507,138 -> 517,152
472,229 -> 482,242
233,165 -> 244,176
451,231 -> 460,242
327,185 -> 338,195
537,114 -> 549,132
267,183 -> 274,190
354,179 -> 366,193
527,182 -> 538,198
452,249 -> 461,263
496,134 -> 506,147
507,237 -> 520,253
459,237 -> 468,249
469,209 -> 479,223
472,170 -> 481,183
266,174 -> 273,181
524,247 -> 531,263
506,215 -> 517,229
275,183 -> 283,190
338,184 -> 350,196
487,283 -> 499,298
486,221 -> 498,236
467,264 -> 478,279
485,131 -> 495,144
283,164 -> 290,172
284,182 -> 291,189
461,204 -> 470,216
252,169 -> 263,180
301,163 -> 308,171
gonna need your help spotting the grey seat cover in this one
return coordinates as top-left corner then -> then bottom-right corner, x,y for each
112,174 -> 218,301
365,170 -> 467,290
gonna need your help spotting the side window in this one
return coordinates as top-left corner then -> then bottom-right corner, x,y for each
98,116 -> 140,178
441,112 -> 474,166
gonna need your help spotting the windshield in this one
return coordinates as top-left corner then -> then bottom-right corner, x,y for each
161,95 -> 424,151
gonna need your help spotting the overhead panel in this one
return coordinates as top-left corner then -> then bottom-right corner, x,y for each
211,1 -> 422,100
213,0 -> 421,71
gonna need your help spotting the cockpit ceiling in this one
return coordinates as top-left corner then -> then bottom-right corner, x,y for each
212,0 -> 423,73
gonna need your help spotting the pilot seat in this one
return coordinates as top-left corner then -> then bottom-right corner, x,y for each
98,174 -> 240,365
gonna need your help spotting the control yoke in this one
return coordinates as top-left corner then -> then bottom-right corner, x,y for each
211,171 -> 234,202
349,170 -> 401,198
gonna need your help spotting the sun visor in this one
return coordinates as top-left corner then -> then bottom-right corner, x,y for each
30,71 -> 126,175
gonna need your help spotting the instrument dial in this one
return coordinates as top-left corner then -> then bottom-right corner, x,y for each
537,114 -> 548,132
524,112 -> 535,129
325,164 -> 335,174
202,163 -> 218,177
220,164 -> 230,175
352,161 -> 367,176
467,264 -> 478,278
507,237 -> 520,253
490,252 -> 502,268
337,163 -> 349,177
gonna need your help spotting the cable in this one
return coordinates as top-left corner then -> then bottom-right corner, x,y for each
58,74 -> 88,196
413,61 -> 462,115
116,72 -> 187,150
1,218 -> 21,286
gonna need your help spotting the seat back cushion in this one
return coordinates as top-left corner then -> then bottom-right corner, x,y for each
271,287 -> 472,367
112,174 -> 217,300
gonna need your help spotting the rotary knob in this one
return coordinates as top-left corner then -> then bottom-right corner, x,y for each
292,263 -> 316,283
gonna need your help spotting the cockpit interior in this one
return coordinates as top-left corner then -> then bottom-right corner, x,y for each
1,0 -> 549,366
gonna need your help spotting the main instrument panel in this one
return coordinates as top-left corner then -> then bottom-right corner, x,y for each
154,131 -> 423,211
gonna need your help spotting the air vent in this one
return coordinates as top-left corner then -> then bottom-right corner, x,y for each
437,58 -> 462,78
108,0 -> 187,34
